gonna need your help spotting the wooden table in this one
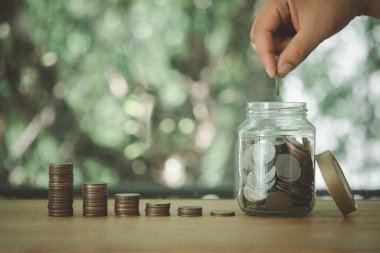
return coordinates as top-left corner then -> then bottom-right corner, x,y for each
0,199 -> 379,253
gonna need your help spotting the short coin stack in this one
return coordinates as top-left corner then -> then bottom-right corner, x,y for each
178,206 -> 203,217
145,203 -> 171,216
114,193 -> 140,216
48,163 -> 74,217
83,183 -> 108,217
210,210 -> 235,217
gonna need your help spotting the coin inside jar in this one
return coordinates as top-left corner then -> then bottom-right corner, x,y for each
251,139 -> 276,165
246,167 -> 276,191
265,191 -> 292,210
275,154 -> 301,183
243,184 -> 267,202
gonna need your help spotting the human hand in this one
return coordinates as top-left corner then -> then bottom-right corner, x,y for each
250,0 -> 365,78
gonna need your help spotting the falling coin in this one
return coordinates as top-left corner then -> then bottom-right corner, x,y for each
276,77 -> 279,96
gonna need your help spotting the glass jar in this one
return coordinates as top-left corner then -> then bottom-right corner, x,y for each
237,102 -> 316,216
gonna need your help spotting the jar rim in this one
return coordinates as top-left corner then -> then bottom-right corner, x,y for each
247,102 -> 306,109
246,102 -> 307,115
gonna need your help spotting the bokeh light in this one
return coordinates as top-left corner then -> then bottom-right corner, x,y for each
0,1 -> 379,197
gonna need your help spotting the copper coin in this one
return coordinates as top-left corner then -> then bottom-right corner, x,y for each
251,140 -> 276,165
83,183 -> 107,189
177,213 -> 202,217
265,191 -> 292,210
178,206 -> 202,216
274,139 -> 288,155
146,202 -> 170,207
83,212 -> 108,216
115,193 -> 140,199
210,211 -> 235,217
115,213 -> 140,217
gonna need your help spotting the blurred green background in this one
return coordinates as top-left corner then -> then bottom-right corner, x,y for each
0,0 -> 379,198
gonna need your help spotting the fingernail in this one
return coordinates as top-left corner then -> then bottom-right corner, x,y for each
278,63 -> 294,77
265,66 -> 274,78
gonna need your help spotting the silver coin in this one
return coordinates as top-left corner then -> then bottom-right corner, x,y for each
275,154 -> 301,182
251,140 -> 276,165
267,175 -> 276,190
246,164 -> 276,188
243,184 -> 267,202
246,171 -> 265,189
241,145 -> 254,170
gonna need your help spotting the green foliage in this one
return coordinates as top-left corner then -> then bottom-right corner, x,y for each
1,0 -> 379,192
0,0 -> 269,191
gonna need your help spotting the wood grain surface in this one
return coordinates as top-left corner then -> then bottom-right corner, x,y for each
0,199 -> 379,253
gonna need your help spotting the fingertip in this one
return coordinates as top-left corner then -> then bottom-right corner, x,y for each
265,55 -> 277,78
265,65 -> 274,78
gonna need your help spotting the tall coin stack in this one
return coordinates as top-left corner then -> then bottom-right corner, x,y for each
83,183 -> 108,217
48,163 -> 74,217
145,203 -> 171,216
114,193 -> 140,216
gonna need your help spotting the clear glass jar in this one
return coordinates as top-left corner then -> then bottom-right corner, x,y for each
237,102 -> 316,216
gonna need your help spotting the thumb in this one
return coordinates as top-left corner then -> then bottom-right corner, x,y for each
277,29 -> 321,77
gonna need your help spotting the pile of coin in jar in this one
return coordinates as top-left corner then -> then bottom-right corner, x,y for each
238,136 -> 314,213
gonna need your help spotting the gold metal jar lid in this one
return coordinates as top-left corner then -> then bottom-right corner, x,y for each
316,151 -> 357,216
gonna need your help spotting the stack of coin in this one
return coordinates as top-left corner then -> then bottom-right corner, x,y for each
210,210 -> 235,217
178,206 -> 203,217
114,193 -> 140,216
145,203 -> 171,216
48,163 -> 74,217
83,183 -> 108,217
241,139 -> 276,202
